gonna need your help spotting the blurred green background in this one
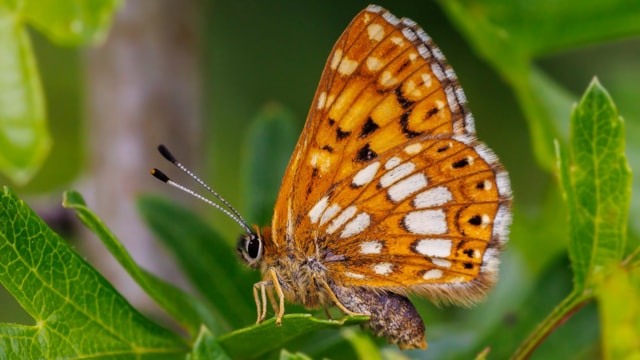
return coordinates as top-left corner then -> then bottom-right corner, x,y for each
1,0 -> 639,358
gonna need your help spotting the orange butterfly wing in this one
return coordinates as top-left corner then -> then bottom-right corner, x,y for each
270,5 -> 511,305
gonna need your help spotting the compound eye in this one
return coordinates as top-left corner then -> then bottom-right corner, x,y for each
246,235 -> 261,259
237,233 -> 263,266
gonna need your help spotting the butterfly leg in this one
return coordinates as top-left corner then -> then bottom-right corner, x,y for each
317,277 -> 366,317
268,268 -> 286,325
253,281 -> 269,323
266,284 -> 279,316
323,306 -> 333,320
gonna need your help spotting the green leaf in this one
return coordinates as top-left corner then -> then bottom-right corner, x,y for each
0,187 -> 188,358
596,265 -> 640,358
279,349 -> 312,360
63,190 -> 218,337
137,195 -> 259,331
187,326 -> 232,360
241,103 -> 297,226
470,256 -> 599,359
440,0 -> 640,171
22,0 -> 122,46
217,314 -> 368,359
0,0 -> 121,184
0,9 -> 50,184
338,328 -> 382,360
513,79 -> 632,359
560,78 -> 631,290
443,0 -> 640,62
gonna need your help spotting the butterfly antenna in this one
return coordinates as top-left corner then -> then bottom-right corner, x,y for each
151,144 -> 253,234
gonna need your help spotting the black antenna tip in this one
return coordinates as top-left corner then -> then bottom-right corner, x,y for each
151,168 -> 171,183
158,144 -> 177,163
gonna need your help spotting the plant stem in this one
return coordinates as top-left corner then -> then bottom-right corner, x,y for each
511,291 -> 592,360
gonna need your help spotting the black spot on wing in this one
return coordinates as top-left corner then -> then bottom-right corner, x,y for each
452,158 -> 469,169
356,143 -> 377,163
359,117 -> 379,138
395,86 -> 415,109
400,111 -> 423,138
336,127 -> 351,140
468,215 -> 482,226
322,145 -> 334,153
426,107 -> 439,118
437,143 -> 451,152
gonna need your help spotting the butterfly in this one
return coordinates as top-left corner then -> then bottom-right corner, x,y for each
153,4 -> 512,350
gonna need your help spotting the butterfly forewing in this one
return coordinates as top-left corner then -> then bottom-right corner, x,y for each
271,6 -> 510,306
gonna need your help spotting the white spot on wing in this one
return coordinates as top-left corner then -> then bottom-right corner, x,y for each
327,206 -> 357,234
309,196 -> 329,224
380,71 -> 399,87
367,23 -> 385,42
423,269 -> 443,280
390,36 -> 405,46
341,212 -> 370,238
309,151 -> 331,173
421,73 -> 432,88
352,161 -> 380,187
431,258 -> 451,268
404,210 -> 447,234
413,186 -> 453,208
373,262 -> 393,275
331,49 -> 343,70
317,91 -> 327,110
380,162 -> 415,188
366,56 -> 383,72
320,203 -> 341,226
404,143 -> 423,155
481,214 -> 492,228
338,57 -> 359,76
388,173 -> 427,202
405,80 -> 420,97
360,241 -> 383,254
414,239 -> 452,257
345,271 -> 366,279
385,157 -> 401,170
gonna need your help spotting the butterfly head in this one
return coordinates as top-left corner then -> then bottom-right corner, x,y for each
237,230 -> 263,268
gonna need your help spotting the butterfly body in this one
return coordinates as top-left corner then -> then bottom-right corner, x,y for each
234,4 -> 512,350
255,227 -> 337,310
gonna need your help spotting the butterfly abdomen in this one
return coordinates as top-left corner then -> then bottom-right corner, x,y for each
331,284 -> 427,349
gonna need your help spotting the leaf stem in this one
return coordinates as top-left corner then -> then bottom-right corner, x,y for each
511,291 -> 592,360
